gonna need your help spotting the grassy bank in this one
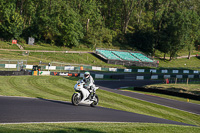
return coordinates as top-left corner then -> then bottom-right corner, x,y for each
1,40 -> 200,70
144,83 -> 200,97
0,76 -> 199,126
157,57 -> 200,69
0,123 -> 199,133
0,50 -> 124,68
1,50 -> 200,70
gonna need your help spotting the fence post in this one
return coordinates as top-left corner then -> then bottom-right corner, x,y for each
175,78 -> 177,84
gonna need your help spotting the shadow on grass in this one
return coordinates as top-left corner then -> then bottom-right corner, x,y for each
166,87 -> 187,93
134,87 -> 200,101
0,127 -> 105,133
44,128 -> 105,133
196,56 -> 200,60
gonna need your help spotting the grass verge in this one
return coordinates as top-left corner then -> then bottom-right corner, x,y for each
157,57 -> 200,70
0,123 -> 200,133
144,83 -> 200,97
0,76 -> 199,126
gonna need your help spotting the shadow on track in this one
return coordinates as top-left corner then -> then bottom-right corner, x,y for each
37,97 -> 72,105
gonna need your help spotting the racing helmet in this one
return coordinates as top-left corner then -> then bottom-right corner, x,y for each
84,71 -> 90,79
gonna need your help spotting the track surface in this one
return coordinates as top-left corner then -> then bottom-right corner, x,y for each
0,96 -> 192,126
96,80 -> 200,115
0,80 -> 199,126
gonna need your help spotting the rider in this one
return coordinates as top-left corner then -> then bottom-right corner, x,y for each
83,71 -> 96,98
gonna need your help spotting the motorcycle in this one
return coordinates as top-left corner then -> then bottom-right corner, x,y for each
71,79 -> 99,107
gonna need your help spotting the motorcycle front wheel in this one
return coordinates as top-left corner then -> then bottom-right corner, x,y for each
71,93 -> 81,106
90,94 -> 99,107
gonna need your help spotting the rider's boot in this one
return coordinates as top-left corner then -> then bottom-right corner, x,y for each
91,93 -> 96,100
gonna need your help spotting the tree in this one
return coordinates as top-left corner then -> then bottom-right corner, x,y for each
57,3 -> 84,47
0,1 -> 23,40
158,1 -> 186,60
181,1 -> 200,59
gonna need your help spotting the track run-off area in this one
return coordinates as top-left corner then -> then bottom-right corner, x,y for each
0,76 -> 199,126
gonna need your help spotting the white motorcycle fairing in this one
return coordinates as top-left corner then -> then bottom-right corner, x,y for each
72,80 -> 99,106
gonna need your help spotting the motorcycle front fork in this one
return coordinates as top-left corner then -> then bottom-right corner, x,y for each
88,92 -> 95,100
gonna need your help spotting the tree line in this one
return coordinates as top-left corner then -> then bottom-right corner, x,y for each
0,0 -> 200,59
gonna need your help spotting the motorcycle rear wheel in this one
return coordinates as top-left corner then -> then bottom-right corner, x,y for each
71,93 -> 81,106
90,94 -> 99,107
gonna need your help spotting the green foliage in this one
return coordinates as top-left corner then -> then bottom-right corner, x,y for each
0,0 -> 23,40
0,0 -> 200,58
57,4 -> 84,47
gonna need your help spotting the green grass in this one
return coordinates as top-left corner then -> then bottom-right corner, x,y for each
0,123 -> 199,133
155,48 -> 199,58
0,50 -> 125,68
1,50 -> 200,70
158,57 -> 200,70
144,83 -> 200,96
0,41 -> 19,49
0,40 -> 114,51
0,40 -> 72,51
0,76 -> 199,126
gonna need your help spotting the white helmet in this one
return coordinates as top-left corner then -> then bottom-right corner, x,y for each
84,71 -> 90,79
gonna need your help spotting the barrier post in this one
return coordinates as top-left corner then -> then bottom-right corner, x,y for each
175,78 -> 177,84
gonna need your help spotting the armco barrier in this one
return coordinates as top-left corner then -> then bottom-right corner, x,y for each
111,75 -> 124,79
32,71 -> 38,76
59,72 -> 68,76
176,75 -> 183,79
50,72 -> 59,76
5,64 -> 17,68
151,75 -> 158,79
95,74 -> 104,79
1,63 -> 200,80
101,67 -> 109,71
136,76 -> 144,80
56,66 -> 64,70
117,69 -> 124,72
0,71 -> 30,76
124,69 -> 132,72
39,71 -> 50,75
46,66 -> 56,70
150,69 -> 157,73
92,66 -> 101,71
0,64 -> 5,68
0,63 -> 199,75
26,65 -> 33,69
109,68 -> 118,72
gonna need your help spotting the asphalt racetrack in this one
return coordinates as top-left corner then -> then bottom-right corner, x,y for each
95,80 -> 200,115
0,80 -> 199,126
0,96 -> 193,126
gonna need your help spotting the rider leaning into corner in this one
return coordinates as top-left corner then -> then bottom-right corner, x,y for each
83,71 -> 96,99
